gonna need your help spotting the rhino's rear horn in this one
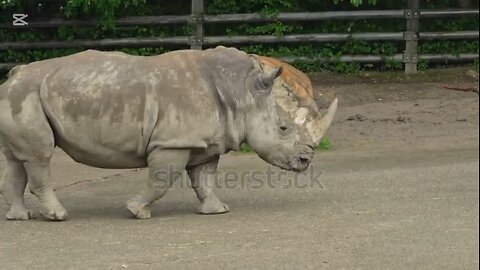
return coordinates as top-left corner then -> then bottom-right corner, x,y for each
254,66 -> 283,91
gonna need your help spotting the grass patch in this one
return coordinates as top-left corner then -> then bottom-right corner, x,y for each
317,137 -> 332,151
238,143 -> 255,153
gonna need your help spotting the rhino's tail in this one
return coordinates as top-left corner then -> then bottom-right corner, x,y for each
0,65 -> 24,93
0,132 -> 4,153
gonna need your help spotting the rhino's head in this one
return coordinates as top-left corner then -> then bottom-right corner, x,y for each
243,57 -> 337,172
205,46 -> 336,172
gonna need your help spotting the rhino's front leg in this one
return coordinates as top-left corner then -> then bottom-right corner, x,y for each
127,148 -> 190,219
187,156 -> 229,214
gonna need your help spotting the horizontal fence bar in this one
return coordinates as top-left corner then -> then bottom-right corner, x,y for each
420,53 -> 479,61
279,53 -> 479,64
204,33 -> 404,45
420,31 -> 479,40
280,55 -> 402,63
2,53 -> 477,72
1,31 -> 477,51
421,9 -> 479,18
204,10 -> 405,23
0,63 -> 18,71
0,33 -> 402,50
0,15 -> 189,29
1,9 -> 477,29
0,37 -> 189,50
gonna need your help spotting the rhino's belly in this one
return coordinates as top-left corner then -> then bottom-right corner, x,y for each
53,120 -> 148,169
58,143 -> 147,169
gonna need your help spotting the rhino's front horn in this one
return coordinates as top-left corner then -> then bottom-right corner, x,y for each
255,66 -> 283,90
306,98 -> 338,145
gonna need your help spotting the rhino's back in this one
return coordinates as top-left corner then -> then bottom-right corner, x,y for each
0,50 -> 134,106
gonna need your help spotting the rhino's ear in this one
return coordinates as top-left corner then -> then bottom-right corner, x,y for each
253,66 -> 283,93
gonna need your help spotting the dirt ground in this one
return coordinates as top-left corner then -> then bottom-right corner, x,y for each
0,67 -> 478,269
313,67 -> 479,151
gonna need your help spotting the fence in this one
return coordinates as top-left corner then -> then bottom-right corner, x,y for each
0,0 -> 478,74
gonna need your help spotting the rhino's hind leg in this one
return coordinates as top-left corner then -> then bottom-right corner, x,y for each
0,148 -> 32,220
127,148 -> 190,219
0,92 -> 66,221
5,136 -> 68,221
187,156 -> 229,215
24,161 -> 67,221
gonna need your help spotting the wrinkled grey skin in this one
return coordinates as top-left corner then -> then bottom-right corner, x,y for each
0,47 -> 316,221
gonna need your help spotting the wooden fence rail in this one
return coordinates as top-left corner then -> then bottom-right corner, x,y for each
0,0 -> 478,74
1,31 -> 477,51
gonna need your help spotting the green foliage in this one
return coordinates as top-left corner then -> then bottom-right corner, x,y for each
238,143 -> 255,153
384,58 -> 403,70
317,137 -> 332,150
207,0 -> 295,16
0,0 -> 478,74
417,59 -> 429,70
419,40 -> 479,55
334,0 -> 378,7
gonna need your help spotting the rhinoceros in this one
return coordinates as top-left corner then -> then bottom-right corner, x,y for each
0,47 -> 337,221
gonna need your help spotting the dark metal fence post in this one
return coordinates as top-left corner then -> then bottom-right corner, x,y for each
189,0 -> 204,50
403,0 -> 420,74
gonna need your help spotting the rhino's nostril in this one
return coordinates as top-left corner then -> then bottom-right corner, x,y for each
298,155 -> 311,164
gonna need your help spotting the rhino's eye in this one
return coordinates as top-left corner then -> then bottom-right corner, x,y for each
279,125 -> 291,137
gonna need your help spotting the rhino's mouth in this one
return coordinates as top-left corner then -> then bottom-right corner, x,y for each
290,153 -> 313,172
282,147 -> 314,172
294,154 -> 312,172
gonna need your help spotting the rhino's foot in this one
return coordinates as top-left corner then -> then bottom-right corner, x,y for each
6,208 -> 34,220
198,198 -> 230,215
127,198 -> 151,219
41,205 -> 67,221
